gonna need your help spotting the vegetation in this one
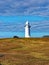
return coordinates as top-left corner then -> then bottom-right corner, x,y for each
13,36 -> 19,38
0,38 -> 49,65
43,35 -> 49,38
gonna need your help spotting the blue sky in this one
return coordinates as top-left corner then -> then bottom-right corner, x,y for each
0,0 -> 49,38
0,0 -> 49,16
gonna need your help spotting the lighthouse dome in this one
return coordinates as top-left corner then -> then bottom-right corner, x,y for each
26,21 -> 29,24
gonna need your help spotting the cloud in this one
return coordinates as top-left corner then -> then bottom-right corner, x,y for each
31,21 -> 49,32
0,0 -> 49,16
0,20 -> 49,32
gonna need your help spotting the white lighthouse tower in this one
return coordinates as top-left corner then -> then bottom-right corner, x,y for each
25,21 -> 31,38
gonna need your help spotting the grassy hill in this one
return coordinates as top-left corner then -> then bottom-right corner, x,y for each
0,38 -> 49,65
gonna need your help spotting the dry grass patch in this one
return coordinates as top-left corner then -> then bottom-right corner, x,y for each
0,38 -> 49,65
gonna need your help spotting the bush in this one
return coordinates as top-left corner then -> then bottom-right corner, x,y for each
43,35 -> 49,38
13,36 -> 19,38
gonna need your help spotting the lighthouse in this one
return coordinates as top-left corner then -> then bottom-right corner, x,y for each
25,21 -> 31,38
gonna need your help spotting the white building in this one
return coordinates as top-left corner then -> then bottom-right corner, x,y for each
25,21 -> 31,38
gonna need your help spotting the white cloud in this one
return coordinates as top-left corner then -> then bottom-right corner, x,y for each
0,0 -> 49,16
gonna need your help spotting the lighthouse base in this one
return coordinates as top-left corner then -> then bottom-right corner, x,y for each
25,35 -> 30,38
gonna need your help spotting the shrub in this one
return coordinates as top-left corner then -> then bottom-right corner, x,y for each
13,36 -> 19,38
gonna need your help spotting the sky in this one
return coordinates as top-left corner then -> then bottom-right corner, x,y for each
0,0 -> 49,38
